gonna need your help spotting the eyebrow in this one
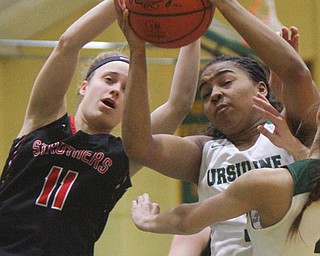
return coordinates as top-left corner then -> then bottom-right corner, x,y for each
199,69 -> 235,91
101,70 -> 126,77
105,71 -> 119,75
212,69 -> 236,79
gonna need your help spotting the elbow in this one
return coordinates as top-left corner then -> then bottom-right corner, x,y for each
123,145 -> 149,162
178,222 -> 192,235
172,206 -> 201,235
179,218 -> 202,235
171,99 -> 194,120
56,32 -> 82,54
181,100 -> 194,115
122,135 -> 152,163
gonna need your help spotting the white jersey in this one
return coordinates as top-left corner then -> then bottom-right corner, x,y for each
198,123 -> 295,256
247,159 -> 320,256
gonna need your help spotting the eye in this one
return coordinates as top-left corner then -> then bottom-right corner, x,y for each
200,88 -> 212,100
104,76 -> 113,83
221,79 -> 233,87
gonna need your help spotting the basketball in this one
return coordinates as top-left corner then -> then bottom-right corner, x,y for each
125,0 -> 215,48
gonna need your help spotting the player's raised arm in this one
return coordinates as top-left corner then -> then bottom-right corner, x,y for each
131,168 -> 282,235
20,0 -> 118,137
212,0 -> 319,144
115,0 -> 206,181
150,40 -> 200,134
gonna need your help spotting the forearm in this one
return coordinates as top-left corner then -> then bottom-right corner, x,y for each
169,39 -> 200,112
134,204 -> 201,235
150,39 -> 200,134
132,190 -> 250,236
60,0 -> 116,51
36,0 -> 117,93
213,0 -> 307,80
122,47 -> 152,158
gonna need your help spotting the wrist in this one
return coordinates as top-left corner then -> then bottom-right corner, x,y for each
287,138 -> 309,160
129,45 -> 146,56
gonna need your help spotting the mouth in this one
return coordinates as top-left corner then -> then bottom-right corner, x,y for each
102,98 -> 115,109
215,103 -> 228,114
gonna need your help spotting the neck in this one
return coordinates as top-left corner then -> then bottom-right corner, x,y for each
74,114 -> 112,135
226,120 -> 264,150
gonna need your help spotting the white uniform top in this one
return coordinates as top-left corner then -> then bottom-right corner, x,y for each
247,159 -> 320,256
198,123 -> 295,256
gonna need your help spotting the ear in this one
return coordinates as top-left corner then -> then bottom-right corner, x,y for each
257,81 -> 268,97
79,80 -> 88,96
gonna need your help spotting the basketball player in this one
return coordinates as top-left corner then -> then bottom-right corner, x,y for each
0,0 -> 201,255
116,0 -> 319,255
131,103 -> 320,254
167,26 -> 305,256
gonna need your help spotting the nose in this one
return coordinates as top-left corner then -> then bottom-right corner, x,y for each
109,83 -> 121,98
110,88 -> 119,98
210,89 -> 223,103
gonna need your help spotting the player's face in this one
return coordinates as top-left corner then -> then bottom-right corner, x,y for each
199,61 -> 266,136
78,61 -> 129,132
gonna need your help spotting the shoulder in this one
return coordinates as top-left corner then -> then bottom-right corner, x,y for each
18,113 -> 69,138
287,159 -> 320,195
